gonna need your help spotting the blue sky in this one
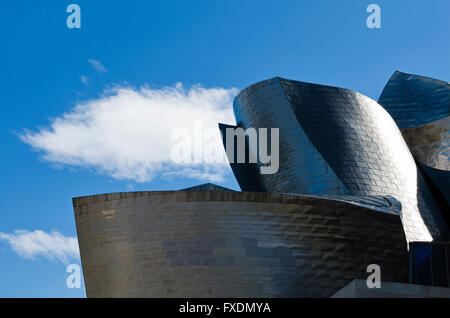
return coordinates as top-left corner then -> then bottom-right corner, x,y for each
0,0 -> 449,297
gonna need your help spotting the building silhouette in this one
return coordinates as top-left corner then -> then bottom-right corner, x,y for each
74,72 -> 450,297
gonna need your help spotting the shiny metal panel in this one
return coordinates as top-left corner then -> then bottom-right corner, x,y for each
378,71 -> 450,128
218,123 -> 265,192
73,191 -> 408,298
230,77 -> 449,242
378,71 -> 449,171
233,78 -> 349,196
400,116 -> 449,171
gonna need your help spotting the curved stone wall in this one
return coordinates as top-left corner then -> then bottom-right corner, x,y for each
73,190 -> 408,298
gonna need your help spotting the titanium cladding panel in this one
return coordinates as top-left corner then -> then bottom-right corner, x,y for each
73,191 -> 408,298
231,77 -> 448,242
378,71 -> 450,171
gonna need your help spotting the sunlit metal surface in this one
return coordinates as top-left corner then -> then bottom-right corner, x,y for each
228,77 -> 449,243
307,194 -> 402,215
378,71 -> 449,171
233,78 -> 349,196
73,191 -> 408,297
400,117 -> 449,170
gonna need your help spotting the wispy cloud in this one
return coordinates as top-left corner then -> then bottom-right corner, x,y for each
88,59 -> 108,73
0,230 -> 80,264
20,83 -> 237,183
80,75 -> 89,85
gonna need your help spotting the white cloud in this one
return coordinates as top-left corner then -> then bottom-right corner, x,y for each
20,83 -> 238,183
0,230 -> 80,264
88,59 -> 108,73
80,75 -> 89,85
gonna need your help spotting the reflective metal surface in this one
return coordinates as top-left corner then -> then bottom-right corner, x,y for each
417,163 -> 450,232
419,164 -> 450,206
226,77 -> 449,243
73,74 -> 450,298
181,183 -> 235,192
73,190 -> 408,298
218,123 -> 265,192
400,117 -> 449,171
378,71 -> 450,171
307,194 -> 402,215
378,71 -> 450,128
233,78 -> 349,196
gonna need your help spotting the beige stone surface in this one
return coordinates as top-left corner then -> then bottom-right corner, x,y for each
331,279 -> 450,298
